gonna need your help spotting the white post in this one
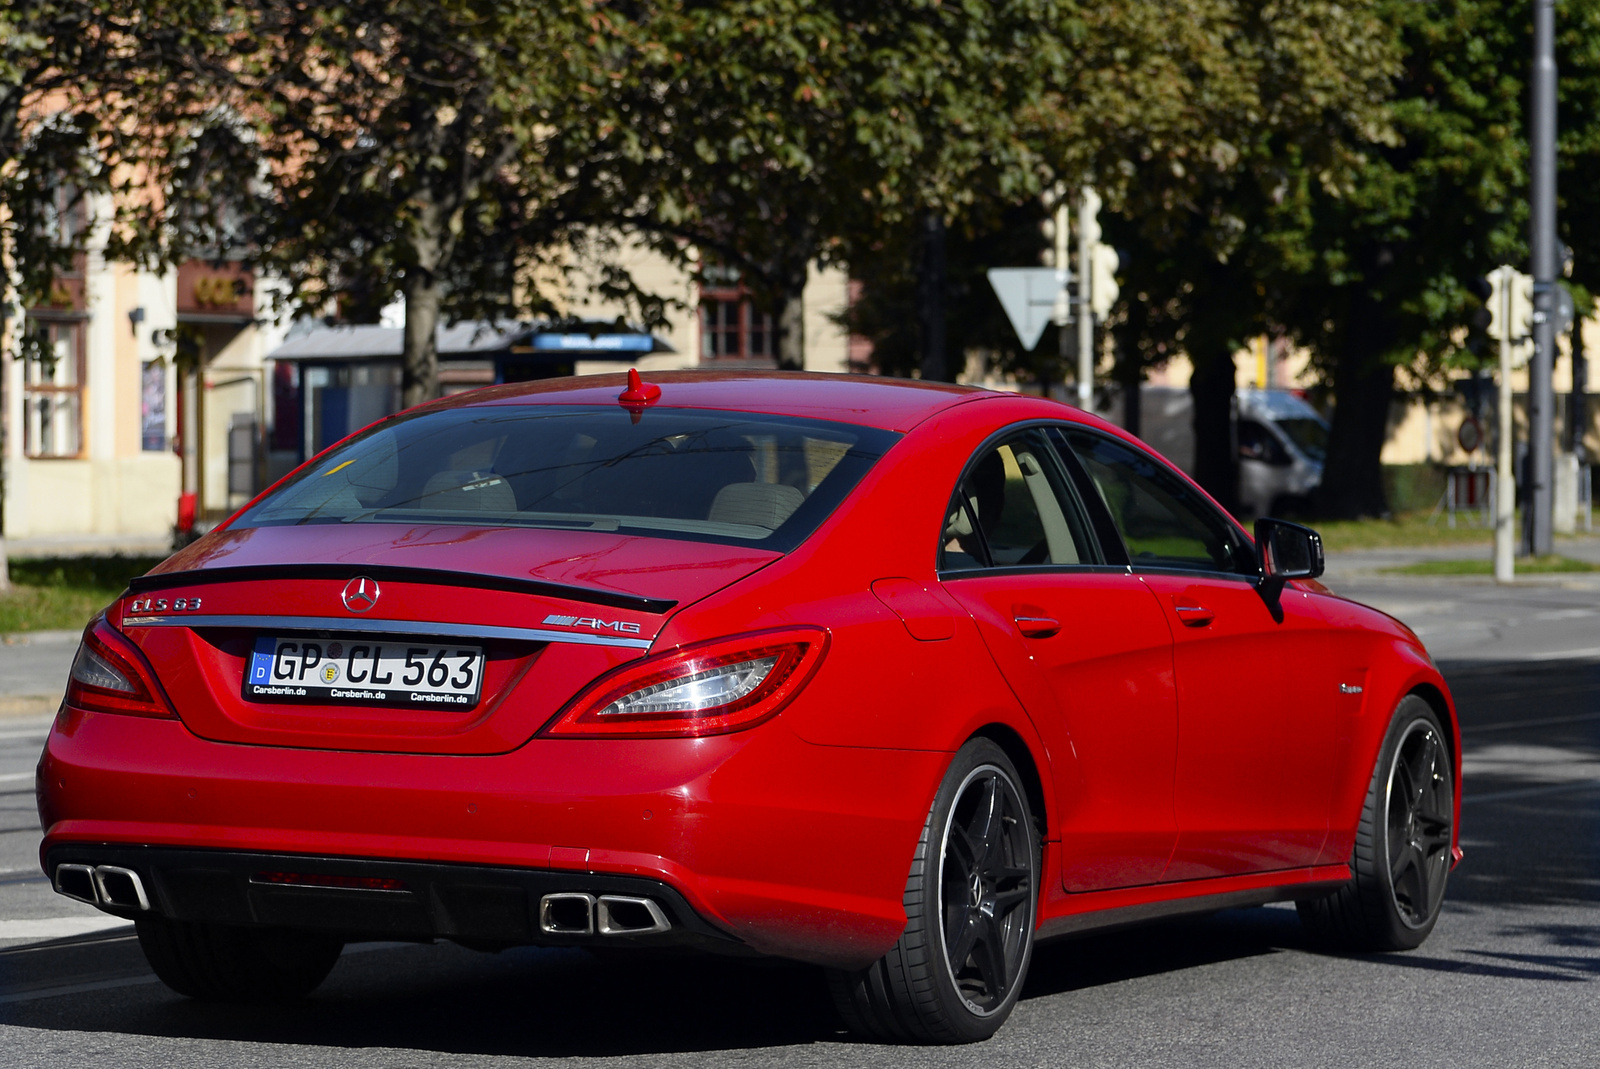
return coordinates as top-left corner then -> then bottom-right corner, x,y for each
1076,187 -> 1098,410
1495,267 -> 1516,582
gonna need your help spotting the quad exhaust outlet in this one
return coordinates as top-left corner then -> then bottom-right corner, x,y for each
538,892 -> 671,936
55,863 -> 151,911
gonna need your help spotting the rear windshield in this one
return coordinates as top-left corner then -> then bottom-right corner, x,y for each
235,405 -> 900,551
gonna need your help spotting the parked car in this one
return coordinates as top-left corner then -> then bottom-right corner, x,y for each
1237,388 -> 1330,518
39,371 -> 1457,1043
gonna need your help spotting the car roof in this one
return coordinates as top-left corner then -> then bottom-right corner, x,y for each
431,370 -> 1000,433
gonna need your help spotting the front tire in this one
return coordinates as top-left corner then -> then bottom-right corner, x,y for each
136,916 -> 344,1002
1298,695 -> 1454,950
828,738 -> 1039,1043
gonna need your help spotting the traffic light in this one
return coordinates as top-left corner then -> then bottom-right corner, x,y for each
1482,265 -> 1533,342
1508,270 -> 1533,341
1090,244 -> 1120,320
1484,270 -> 1507,340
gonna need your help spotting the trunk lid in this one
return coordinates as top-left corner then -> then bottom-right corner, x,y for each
119,524 -> 779,754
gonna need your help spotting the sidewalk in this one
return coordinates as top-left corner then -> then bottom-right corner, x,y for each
5,534 -> 173,560
0,631 -> 78,717
1323,532 -> 1600,588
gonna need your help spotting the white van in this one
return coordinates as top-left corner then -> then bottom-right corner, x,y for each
1236,389 -> 1329,518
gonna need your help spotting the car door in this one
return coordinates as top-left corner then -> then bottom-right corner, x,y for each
1053,427 -> 1338,880
936,427 -> 1181,892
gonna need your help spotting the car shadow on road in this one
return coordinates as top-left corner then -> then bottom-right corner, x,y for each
0,941 -> 849,1057
1021,905 -> 1304,1002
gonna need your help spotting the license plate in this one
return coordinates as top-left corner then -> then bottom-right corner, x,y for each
244,636 -> 485,707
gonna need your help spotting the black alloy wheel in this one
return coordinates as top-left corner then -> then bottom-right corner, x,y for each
1384,716 -> 1454,929
937,763 -> 1036,1016
828,738 -> 1039,1043
1298,695 -> 1455,951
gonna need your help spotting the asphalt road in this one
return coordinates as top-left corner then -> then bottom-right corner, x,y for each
2,555 -> 1598,1067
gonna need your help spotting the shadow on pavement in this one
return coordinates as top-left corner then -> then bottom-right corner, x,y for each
1,941 -> 843,1057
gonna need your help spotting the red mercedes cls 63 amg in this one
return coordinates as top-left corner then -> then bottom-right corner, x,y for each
37,371 -> 1458,1043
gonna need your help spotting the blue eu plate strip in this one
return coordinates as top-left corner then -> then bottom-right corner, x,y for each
248,636 -> 276,685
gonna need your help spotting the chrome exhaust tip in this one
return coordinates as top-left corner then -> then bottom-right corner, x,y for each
596,895 -> 671,935
54,863 -> 98,905
539,892 -> 596,935
91,865 -> 150,910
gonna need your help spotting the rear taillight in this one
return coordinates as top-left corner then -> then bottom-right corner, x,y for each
542,627 -> 828,739
64,618 -> 175,719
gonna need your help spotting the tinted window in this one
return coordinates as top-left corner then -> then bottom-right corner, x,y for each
1059,429 -> 1253,574
1238,420 -> 1288,466
940,433 -> 1096,571
1276,417 -> 1328,463
236,406 -> 898,551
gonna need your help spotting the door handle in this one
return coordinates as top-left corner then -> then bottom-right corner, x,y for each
1013,614 -> 1061,638
1172,604 -> 1214,628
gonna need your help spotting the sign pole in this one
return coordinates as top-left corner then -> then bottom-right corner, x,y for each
1076,188 -> 1096,409
1496,266 -> 1516,583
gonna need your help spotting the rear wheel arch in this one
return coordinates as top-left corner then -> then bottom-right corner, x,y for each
969,723 -> 1049,842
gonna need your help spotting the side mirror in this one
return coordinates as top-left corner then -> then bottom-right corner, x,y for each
1254,517 -> 1324,581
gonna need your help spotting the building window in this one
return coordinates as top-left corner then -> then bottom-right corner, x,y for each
22,318 -> 86,458
699,287 -> 775,361
141,360 -> 168,451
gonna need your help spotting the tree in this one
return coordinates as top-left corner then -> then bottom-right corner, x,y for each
1087,0 -> 1399,511
2,0 -> 230,590
590,0 -> 1065,374
1261,0 -> 1600,518
145,0 -> 642,409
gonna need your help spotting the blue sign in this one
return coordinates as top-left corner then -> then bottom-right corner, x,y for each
532,333 -> 655,352
248,635 -> 276,684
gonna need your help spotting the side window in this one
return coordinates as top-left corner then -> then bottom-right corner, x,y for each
1238,420 -> 1288,466
940,432 -> 1096,571
1058,429 -> 1254,575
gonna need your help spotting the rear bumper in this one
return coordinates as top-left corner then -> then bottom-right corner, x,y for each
44,844 -> 744,954
37,707 -> 948,969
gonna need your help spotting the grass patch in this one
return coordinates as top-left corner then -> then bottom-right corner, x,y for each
1382,554 -> 1600,576
1309,511 -> 1499,553
1,555 -> 166,633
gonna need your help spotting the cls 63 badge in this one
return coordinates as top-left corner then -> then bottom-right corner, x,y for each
128,596 -> 203,613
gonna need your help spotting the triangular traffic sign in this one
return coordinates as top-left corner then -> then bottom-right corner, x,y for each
987,267 -> 1067,351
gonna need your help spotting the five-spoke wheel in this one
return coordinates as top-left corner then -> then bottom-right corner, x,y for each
829,738 -> 1039,1043
1384,717 -> 1453,930
1299,695 -> 1455,950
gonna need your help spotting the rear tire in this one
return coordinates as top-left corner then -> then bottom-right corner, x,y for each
828,738 -> 1039,1043
1298,695 -> 1454,951
136,916 -> 344,1002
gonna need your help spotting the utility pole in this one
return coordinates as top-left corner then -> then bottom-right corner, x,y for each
1076,187 -> 1100,410
1527,0 -> 1558,555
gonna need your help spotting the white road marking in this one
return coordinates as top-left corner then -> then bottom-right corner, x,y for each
0,771 -> 35,783
0,727 -> 50,741
0,917 -> 132,941
1461,778 -> 1600,805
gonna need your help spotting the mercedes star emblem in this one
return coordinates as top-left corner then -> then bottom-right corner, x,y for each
341,576 -> 380,613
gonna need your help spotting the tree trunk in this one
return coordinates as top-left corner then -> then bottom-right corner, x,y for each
775,254 -> 807,371
1314,353 -> 1396,519
0,538 -> 9,595
1118,354 -> 1142,440
917,212 -> 950,381
400,267 -> 441,409
1189,348 -> 1238,513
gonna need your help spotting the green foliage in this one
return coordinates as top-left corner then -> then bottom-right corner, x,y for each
0,1 -> 225,303
0,556 -> 163,633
